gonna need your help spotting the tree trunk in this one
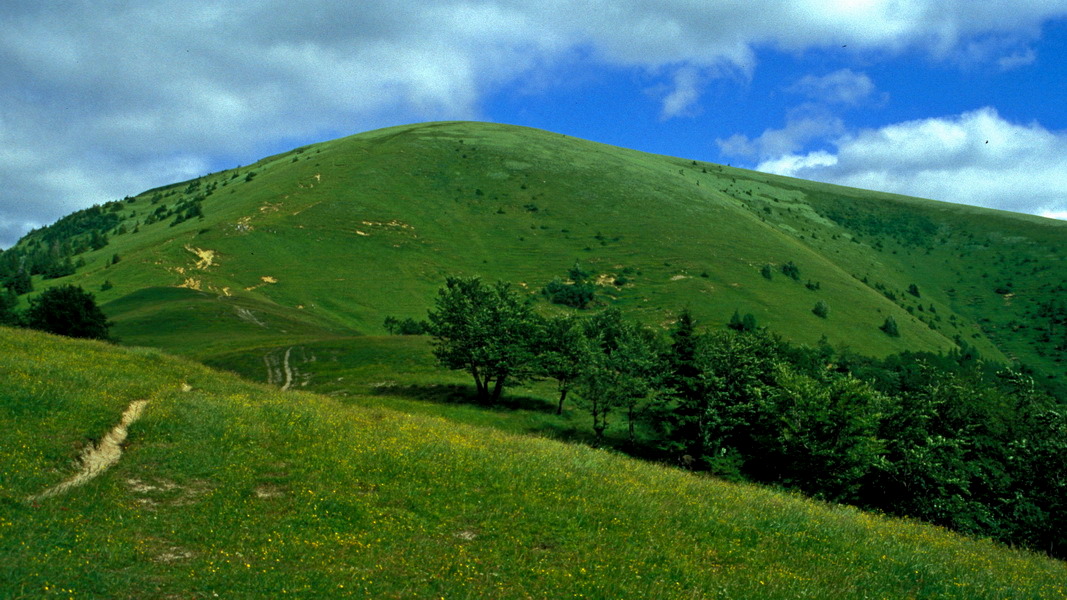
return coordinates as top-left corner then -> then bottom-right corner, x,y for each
470,364 -> 488,402
556,386 -> 569,415
593,422 -> 606,441
627,403 -> 636,443
490,376 -> 506,403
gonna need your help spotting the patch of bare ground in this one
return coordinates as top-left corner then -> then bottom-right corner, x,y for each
254,484 -> 286,499
125,477 -> 212,508
143,537 -> 196,564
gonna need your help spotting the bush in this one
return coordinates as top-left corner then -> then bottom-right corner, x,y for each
728,310 -> 758,332
880,316 -> 900,337
383,316 -> 430,335
25,285 -> 111,340
543,262 -> 597,308
813,301 -> 829,319
543,279 -> 596,308
782,261 -> 801,280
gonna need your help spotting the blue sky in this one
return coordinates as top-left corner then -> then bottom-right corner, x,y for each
2,1 -> 1066,249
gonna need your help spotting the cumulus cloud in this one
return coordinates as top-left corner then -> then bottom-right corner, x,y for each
756,108 -> 1067,217
2,0 -> 1067,246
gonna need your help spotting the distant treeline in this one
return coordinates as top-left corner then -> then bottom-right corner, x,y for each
419,276 -> 1067,559
0,179 -> 212,297
0,202 -> 124,289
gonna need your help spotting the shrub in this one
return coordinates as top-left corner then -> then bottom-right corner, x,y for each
543,278 -> 596,308
880,316 -> 900,337
543,262 -> 597,308
813,301 -> 829,319
26,284 -> 111,340
782,261 -> 801,280
383,316 -> 430,335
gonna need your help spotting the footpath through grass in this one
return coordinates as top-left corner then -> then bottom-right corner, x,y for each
1,326 -> 1065,598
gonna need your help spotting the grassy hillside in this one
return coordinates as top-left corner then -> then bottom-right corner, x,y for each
2,326 -> 1065,599
5,121 -> 1064,381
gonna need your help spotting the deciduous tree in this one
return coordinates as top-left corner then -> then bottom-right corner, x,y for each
427,277 -> 538,403
26,284 -> 111,339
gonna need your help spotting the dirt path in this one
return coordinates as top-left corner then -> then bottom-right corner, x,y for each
280,346 -> 294,391
264,352 -> 282,386
264,346 -> 296,390
29,400 -> 149,501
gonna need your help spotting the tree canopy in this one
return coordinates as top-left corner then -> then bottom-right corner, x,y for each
426,276 -> 539,403
25,284 -> 111,340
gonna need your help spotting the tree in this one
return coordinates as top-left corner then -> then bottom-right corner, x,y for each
671,327 -> 782,477
427,276 -> 538,403
727,310 -> 758,332
742,312 -> 758,332
881,316 -> 900,337
383,316 -> 429,335
542,261 -> 596,309
6,269 -> 32,295
534,315 -> 587,414
666,309 -> 700,402
766,369 -> 885,501
659,309 -> 707,455
0,287 -> 20,326
812,300 -> 829,319
781,261 -> 801,280
574,309 -> 662,442
25,284 -> 111,340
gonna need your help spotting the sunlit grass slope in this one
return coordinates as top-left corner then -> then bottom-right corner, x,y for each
14,120 -> 1067,378
2,327 -> 1065,599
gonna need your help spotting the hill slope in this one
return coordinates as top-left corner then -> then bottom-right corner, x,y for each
4,121 -> 1066,378
2,326 -> 1065,598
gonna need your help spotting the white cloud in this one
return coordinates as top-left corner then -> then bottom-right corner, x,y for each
660,67 -> 704,119
718,112 -> 846,159
756,108 -> 1067,216
757,151 -> 839,176
997,47 -> 1038,70
788,69 -> 877,105
2,1 -> 1067,246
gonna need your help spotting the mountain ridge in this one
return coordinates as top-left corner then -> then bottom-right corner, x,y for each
2,120 -> 1064,379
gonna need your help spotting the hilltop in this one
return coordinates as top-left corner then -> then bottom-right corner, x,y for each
2,121 -> 1064,382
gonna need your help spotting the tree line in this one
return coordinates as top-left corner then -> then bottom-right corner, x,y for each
423,276 -> 1067,558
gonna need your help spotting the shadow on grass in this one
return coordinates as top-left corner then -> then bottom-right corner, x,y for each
365,382 -> 671,464
368,382 -> 558,413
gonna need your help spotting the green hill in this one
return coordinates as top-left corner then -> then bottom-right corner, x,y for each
2,326 -> 1065,598
4,121 -> 1065,382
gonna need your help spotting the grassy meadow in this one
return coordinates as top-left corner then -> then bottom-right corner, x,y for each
2,326 -> 1066,599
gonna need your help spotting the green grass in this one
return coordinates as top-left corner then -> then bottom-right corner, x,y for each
3,326 -> 1066,598
10,121 -> 1063,383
